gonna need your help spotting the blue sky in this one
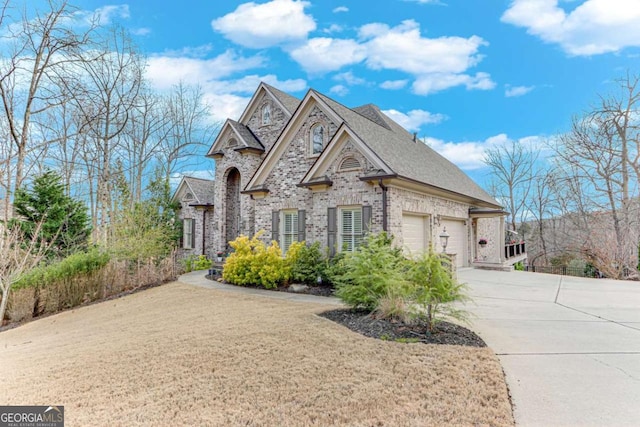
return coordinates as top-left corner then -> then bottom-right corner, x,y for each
79,0 -> 640,184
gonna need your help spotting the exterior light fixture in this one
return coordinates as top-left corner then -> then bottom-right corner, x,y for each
439,227 -> 450,253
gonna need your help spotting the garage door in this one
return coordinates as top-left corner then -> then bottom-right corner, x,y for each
441,219 -> 467,267
402,214 -> 428,257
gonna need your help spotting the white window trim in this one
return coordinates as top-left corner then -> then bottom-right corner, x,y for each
261,103 -> 271,126
183,218 -> 194,249
280,210 -> 298,254
338,206 -> 363,253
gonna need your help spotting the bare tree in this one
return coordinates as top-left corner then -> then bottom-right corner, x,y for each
71,25 -> 142,241
483,139 -> 538,232
526,168 -> 557,265
552,75 -> 640,278
157,82 -> 217,181
0,0 -> 95,200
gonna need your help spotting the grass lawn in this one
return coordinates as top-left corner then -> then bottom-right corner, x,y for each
0,281 -> 514,426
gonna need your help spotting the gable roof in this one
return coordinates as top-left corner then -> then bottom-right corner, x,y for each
241,83 -> 499,208
262,83 -> 301,115
313,93 -> 499,207
172,176 -> 215,205
238,82 -> 301,124
206,119 -> 264,157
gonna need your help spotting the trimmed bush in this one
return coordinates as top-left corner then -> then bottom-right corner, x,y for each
289,241 -> 327,285
222,232 -> 287,289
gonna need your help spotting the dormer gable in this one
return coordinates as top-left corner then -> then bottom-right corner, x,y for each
244,90 -> 344,192
299,123 -> 392,189
206,119 -> 264,159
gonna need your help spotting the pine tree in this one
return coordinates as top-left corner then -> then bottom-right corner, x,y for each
12,171 -> 90,259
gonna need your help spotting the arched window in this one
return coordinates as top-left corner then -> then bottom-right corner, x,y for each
311,124 -> 324,155
262,103 -> 271,125
227,138 -> 238,148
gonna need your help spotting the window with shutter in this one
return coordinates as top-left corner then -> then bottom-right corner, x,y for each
339,207 -> 363,252
183,218 -> 194,249
281,210 -> 298,253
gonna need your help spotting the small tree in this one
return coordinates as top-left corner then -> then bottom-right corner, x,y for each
333,232 -> 407,311
406,249 -> 469,332
12,171 -> 90,259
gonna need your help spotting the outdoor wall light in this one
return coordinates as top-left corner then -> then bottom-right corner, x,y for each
439,227 -> 449,253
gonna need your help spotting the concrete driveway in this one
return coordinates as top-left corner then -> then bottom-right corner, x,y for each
458,268 -> 640,427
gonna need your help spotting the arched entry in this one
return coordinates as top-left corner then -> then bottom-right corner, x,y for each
225,168 -> 241,248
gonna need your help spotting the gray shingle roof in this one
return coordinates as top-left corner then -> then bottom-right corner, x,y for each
314,91 -> 499,207
263,83 -> 301,115
352,104 -> 392,130
228,119 -> 264,151
183,176 -> 215,205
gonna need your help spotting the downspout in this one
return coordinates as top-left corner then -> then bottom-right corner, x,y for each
201,207 -> 208,256
378,179 -> 388,232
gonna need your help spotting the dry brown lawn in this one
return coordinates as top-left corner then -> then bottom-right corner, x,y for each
0,281 -> 513,426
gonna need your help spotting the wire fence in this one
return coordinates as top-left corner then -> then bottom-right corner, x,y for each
524,265 -> 600,278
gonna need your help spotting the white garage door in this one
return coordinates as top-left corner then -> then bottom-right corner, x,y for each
441,219 -> 467,267
402,214 -> 428,257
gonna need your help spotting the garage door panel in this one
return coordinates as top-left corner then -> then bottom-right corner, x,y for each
402,214 -> 428,256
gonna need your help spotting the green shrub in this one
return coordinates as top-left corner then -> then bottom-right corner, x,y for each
289,241 -> 327,285
332,232 -> 470,331
513,261 -> 524,271
333,232 -> 407,311
183,255 -> 212,272
405,249 -> 469,332
14,248 -> 110,290
222,231 -> 287,289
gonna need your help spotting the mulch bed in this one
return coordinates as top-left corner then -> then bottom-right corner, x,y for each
206,274 -> 485,347
319,309 -> 486,347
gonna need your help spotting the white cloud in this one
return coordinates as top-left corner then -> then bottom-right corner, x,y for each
93,5 -> 130,25
423,133 -> 545,170
412,72 -> 495,95
330,84 -> 349,96
382,109 -> 447,131
288,37 -> 366,73
360,20 -> 486,75
502,0 -> 640,55
332,6 -> 349,13
212,0 -> 316,49
380,79 -> 408,90
131,27 -> 152,36
323,24 -> 345,34
333,71 -> 367,85
206,74 -> 307,94
403,0 -> 447,4
146,50 -> 265,89
505,84 -> 535,97
146,50 -> 305,123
